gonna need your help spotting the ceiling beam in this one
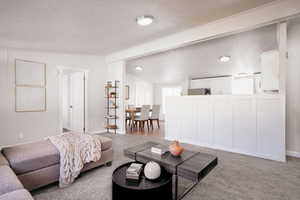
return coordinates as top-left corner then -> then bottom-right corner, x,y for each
106,0 -> 300,63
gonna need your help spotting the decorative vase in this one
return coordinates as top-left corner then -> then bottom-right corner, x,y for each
144,161 -> 161,180
169,141 -> 184,156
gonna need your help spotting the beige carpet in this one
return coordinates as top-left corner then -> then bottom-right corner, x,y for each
32,134 -> 300,200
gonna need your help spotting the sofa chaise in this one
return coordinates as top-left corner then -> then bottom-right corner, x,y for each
0,135 -> 113,200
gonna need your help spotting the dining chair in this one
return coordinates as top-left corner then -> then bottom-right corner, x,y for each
126,105 -> 135,127
133,105 -> 150,131
149,105 -> 161,129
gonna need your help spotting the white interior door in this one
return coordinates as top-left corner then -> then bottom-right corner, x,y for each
62,74 -> 70,129
70,72 -> 85,132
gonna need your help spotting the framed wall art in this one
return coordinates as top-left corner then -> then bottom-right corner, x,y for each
15,59 -> 46,112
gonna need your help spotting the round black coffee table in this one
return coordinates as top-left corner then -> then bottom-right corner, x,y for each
112,162 -> 172,200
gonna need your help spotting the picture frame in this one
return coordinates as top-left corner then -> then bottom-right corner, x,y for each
15,59 -> 47,112
125,85 -> 130,100
15,87 -> 47,112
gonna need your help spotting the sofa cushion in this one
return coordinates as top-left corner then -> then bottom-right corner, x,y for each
0,189 -> 33,200
97,136 -> 112,151
0,165 -> 24,195
0,152 -> 9,166
2,140 -> 59,175
2,136 -> 111,175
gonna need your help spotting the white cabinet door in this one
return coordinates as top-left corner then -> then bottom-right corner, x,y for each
257,98 -> 285,162
232,98 -> 257,154
196,99 -> 213,146
165,97 -> 181,140
165,95 -> 285,162
180,98 -> 198,144
213,97 -> 233,149
261,50 -> 279,91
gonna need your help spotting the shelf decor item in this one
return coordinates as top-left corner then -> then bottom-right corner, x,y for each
105,80 -> 119,134
111,92 -> 117,98
169,141 -> 184,157
151,144 -> 169,155
144,161 -> 161,180
126,163 -> 143,182
105,125 -> 117,129
106,82 -> 112,88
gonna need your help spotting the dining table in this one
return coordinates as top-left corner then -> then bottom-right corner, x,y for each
126,108 -> 140,121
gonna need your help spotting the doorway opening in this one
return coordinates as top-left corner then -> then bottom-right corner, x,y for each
58,67 -> 88,133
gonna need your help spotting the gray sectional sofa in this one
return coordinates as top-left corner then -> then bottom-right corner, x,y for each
0,154 -> 32,200
0,135 -> 113,200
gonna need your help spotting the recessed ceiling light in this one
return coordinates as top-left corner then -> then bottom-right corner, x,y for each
135,66 -> 143,71
136,15 -> 154,26
219,56 -> 231,63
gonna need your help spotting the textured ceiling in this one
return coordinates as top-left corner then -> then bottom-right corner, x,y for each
0,0 -> 276,55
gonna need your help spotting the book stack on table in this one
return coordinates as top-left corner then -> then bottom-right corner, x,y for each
151,145 -> 169,155
126,163 -> 143,182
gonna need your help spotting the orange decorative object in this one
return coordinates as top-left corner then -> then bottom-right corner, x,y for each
169,141 -> 184,156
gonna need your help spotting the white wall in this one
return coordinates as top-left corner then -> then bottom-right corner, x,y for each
153,84 -> 164,120
190,75 -> 257,95
153,84 -> 163,106
190,77 -> 233,94
153,84 -> 183,120
125,73 -> 136,106
0,48 -> 107,146
107,60 -> 126,134
287,18 -> 300,154
127,25 -> 277,85
125,73 -> 153,107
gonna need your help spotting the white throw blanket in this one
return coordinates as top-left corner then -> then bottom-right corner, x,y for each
48,132 -> 102,187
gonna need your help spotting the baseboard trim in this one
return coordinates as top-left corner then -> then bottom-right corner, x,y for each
88,129 -> 107,134
286,150 -> 300,158
116,130 -> 126,135
89,129 -> 125,135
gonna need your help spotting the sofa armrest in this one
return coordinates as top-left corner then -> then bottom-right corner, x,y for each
0,152 -> 9,166
0,189 -> 33,200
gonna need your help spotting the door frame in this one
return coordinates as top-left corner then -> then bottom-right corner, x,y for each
57,66 -> 89,133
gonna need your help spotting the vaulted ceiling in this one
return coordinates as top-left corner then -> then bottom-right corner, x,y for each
0,0 -> 276,55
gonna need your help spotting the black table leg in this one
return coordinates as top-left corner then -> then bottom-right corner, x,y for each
173,172 -> 199,200
173,174 -> 178,200
177,181 -> 198,200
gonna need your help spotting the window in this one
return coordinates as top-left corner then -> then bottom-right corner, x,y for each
162,87 -> 182,114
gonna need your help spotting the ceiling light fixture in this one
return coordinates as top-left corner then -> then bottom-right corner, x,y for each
219,56 -> 231,63
136,15 -> 154,26
135,66 -> 143,71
